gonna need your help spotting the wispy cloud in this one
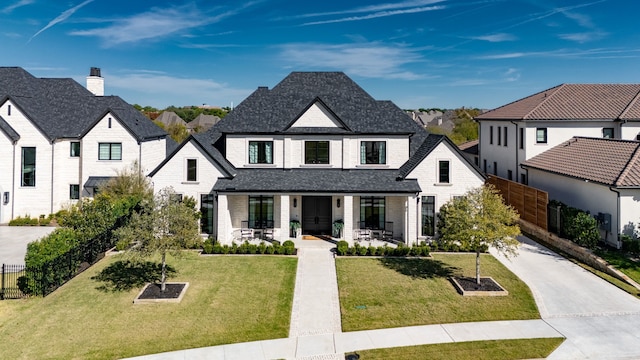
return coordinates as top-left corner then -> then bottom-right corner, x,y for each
468,33 -> 516,42
29,0 -> 94,43
558,31 -> 606,43
2,0 -> 34,14
281,0 -> 444,20
70,2 -> 259,47
504,68 -> 520,82
477,47 -> 640,60
302,5 -> 445,25
279,42 -> 425,80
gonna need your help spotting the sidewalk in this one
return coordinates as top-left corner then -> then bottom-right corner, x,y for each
126,237 -> 564,360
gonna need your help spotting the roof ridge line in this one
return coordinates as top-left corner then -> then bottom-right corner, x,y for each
525,83 -> 565,119
614,142 -> 640,186
618,86 -> 640,120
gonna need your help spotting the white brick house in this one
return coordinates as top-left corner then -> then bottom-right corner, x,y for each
150,72 -> 485,245
0,67 -> 171,223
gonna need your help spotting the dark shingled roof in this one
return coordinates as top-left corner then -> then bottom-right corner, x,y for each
212,72 -> 427,156
0,115 -> 19,142
521,137 -> 640,187
213,168 -> 421,193
476,84 -> 640,121
0,67 -> 167,141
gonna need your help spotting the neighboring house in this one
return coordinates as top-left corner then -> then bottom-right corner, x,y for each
522,137 -> 640,248
150,72 -> 485,244
155,111 -> 187,128
408,109 -> 456,132
458,139 -> 479,167
186,113 -> 220,133
475,84 -> 640,183
0,67 -> 170,223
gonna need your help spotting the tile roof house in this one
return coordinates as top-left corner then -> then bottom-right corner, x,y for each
522,137 -> 640,247
475,84 -> 640,184
0,67 -> 170,223
150,72 -> 485,244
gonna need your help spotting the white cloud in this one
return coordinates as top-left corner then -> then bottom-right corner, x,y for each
279,42 -> 425,80
2,0 -> 34,14
282,0 -> 444,19
29,0 -> 94,42
477,52 -> 525,60
558,31 -> 606,43
504,68 -> 520,82
302,5 -> 445,25
469,33 -> 516,42
70,2 -> 258,47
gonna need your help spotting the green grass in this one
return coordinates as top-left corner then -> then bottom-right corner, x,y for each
0,253 -> 297,360
595,248 -> 640,284
350,338 -> 565,359
337,253 -> 539,331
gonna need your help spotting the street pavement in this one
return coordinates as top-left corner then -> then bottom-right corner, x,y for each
0,225 -> 56,264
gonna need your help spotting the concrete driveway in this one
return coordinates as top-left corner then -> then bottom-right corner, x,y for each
0,226 -> 56,264
491,236 -> 640,359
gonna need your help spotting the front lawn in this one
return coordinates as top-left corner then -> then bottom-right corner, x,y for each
337,253 -> 539,331
350,338 -> 564,359
0,253 -> 297,360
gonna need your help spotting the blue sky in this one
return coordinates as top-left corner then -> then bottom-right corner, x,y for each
1,0 -> 638,110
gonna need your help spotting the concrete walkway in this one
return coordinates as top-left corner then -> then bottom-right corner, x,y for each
0,225 -> 56,264
491,236 -> 640,360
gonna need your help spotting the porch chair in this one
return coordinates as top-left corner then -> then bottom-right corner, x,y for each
355,222 -> 372,243
237,220 -> 254,242
382,221 -> 394,241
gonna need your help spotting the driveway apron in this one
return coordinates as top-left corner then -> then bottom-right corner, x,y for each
491,236 -> 640,359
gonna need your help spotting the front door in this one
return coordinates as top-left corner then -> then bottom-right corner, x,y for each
302,196 -> 332,235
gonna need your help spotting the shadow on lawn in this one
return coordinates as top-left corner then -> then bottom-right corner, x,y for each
92,260 -> 176,292
379,258 -> 459,279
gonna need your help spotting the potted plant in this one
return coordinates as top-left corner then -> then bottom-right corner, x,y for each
290,220 -> 301,238
332,219 -> 344,238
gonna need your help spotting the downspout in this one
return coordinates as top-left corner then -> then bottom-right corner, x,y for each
138,140 -> 142,175
510,121 -> 519,181
50,141 -> 55,215
608,186 -> 621,249
11,142 -> 16,220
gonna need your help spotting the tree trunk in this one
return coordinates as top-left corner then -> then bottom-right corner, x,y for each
476,249 -> 481,285
161,251 -> 167,292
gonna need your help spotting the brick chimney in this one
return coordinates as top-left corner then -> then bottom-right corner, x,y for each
86,67 -> 104,96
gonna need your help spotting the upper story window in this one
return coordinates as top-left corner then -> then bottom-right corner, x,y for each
519,128 -> 524,149
249,141 -> 273,164
186,159 -> 197,181
21,147 -> 36,187
503,127 -> 508,147
489,126 -> 494,145
536,128 -> 547,144
7,104 -> 11,116
360,141 -> 386,165
438,160 -> 450,183
603,128 -> 614,139
70,142 -> 80,157
98,143 -> 122,160
305,141 -> 329,164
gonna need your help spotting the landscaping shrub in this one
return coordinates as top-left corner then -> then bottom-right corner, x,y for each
551,200 -> 601,249
621,234 -> 640,255
337,241 -> 349,256
199,240 -> 297,255
282,240 -> 295,249
335,243 -> 431,257
9,215 -> 40,226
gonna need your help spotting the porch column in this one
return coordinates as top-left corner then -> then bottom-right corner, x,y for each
216,194 -> 231,244
279,195 -> 290,242
343,195 -> 353,242
406,194 -> 418,246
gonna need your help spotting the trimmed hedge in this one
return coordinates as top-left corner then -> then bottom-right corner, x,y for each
336,241 -> 431,257
201,238 -> 296,255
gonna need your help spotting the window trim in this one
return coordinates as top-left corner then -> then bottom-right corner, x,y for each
360,196 -> 385,230
70,142 -> 80,157
248,195 -> 274,229
304,141 -> 330,164
248,141 -> 274,164
438,160 -> 450,183
98,143 -> 122,161
421,195 -> 436,237
360,141 -> 386,165
186,158 -> 197,182
21,147 -> 36,187
536,128 -> 547,144
70,184 -> 80,200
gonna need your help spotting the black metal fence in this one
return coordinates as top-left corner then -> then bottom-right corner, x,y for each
1,228 -> 117,299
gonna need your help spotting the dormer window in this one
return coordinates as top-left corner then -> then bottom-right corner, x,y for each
249,141 -> 273,164
360,141 -> 386,165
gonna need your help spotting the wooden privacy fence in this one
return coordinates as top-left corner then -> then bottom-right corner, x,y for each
487,175 -> 548,230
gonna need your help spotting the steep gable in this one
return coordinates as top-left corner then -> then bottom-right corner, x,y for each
287,100 -> 345,129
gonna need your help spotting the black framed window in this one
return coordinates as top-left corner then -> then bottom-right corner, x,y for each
249,141 -> 273,164
21,147 -> 36,187
508,170 -> 513,180
360,141 -> 386,164
438,160 -> 450,183
70,184 -> 80,200
200,194 -> 215,234
360,196 -> 385,229
489,126 -> 493,144
70,142 -> 80,157
519,128 -> 524,149
305,141 -> 329,164
98,143 -> 122,160
603,128 -> 614,139
186,159 -> 197,181
493,161 -> 498,176
503,127 -> 508,147
249,196 -> 274,228
421,196 -> 435,236
536,128 -> 547,144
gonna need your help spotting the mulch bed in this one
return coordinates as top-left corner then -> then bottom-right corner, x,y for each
138,283 -> 186,299
454,277 -> 504,292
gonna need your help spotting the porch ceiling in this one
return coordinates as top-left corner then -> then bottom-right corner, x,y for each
213,168 -> 420,193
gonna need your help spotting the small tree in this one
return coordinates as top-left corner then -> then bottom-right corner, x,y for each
438,184 -> 521,284
115,187 -> 201,291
